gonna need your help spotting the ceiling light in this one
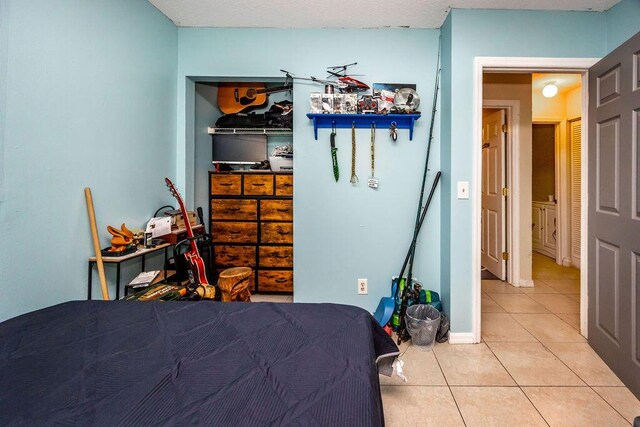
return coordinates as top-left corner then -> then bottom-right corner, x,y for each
542,82 -> 558,98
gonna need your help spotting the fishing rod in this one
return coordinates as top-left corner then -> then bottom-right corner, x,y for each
395,36 -> 441,286
396,171 -> 441,286
396,37 -> 442,344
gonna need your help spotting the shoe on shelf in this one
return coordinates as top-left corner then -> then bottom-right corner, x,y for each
250,160 -> 271,170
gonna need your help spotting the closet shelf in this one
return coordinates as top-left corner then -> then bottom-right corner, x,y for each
306,113 -> 421,141
208,127 -> 293,136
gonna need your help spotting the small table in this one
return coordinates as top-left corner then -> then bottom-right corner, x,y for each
88,243 -> 171,300
158,224 -> 205,245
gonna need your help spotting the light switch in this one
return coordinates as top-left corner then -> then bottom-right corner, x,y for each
457,181 -> 469,199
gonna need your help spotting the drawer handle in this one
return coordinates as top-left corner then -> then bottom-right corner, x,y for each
228,207 -> 241,211
283,183 -> 293,187
275,278 -> 287,283
227,255 -> 239,261
275,254 -> 288,258
276,208 -> 290,212
219,183 -> 233,187
252,183 -> 266,187
229,230 -> 242,235
277,231 -> 290,235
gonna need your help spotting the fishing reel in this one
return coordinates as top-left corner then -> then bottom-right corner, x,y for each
393,88 -> 420,113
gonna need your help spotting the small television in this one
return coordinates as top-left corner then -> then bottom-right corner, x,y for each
212,134 -> 268,165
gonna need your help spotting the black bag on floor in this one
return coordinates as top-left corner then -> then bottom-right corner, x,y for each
436,313 -> 450,343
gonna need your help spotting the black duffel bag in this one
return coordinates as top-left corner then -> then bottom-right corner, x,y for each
215,112 -> 267,128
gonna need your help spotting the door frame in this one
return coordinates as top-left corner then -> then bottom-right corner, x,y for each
472,57 -> 599,343
482,102 -> 518,285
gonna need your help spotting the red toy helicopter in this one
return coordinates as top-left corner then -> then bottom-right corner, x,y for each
281,63 -> 369,92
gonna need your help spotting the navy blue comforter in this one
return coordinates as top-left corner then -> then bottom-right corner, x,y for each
0,301 -> 398,426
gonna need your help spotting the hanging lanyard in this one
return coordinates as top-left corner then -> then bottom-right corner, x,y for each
330,122 -> 339,182
370,123 -> 375,177
368,123 -> 379,189
350,122 -> 358,184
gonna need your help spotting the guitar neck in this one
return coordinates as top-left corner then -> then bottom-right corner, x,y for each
175,197 -> 200,255
256,85 -> 291,95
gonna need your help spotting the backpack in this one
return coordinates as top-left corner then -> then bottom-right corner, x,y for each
265,100 -> 293,128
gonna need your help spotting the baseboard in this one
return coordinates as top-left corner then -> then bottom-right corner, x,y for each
572,256 -> 581,270
562,257 -> 572,267
448,332 -> 475,344
517,279 -> 535,288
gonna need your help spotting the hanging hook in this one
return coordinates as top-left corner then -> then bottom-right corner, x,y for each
390,121 -> 398,142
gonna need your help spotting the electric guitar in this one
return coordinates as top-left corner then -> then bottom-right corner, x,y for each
217,82 -> 291,114
165,178 -> 216,299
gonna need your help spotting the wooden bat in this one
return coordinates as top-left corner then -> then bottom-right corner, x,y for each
84,187 -> 110,300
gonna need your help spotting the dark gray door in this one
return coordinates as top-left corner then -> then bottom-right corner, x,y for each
588,30 -> 640,398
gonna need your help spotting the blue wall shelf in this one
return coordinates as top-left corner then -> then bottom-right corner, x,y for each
306,113 -> 422,141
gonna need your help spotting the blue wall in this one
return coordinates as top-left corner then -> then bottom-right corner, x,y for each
605,0 -> 640,52
0,0 -> 177,321
177,28 -> 442,312
443,9 -> 608,333
2,1 -> 637,327
439,14 -> 453,318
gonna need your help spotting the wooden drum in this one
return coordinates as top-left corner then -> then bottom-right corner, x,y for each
218,267 -> 253,302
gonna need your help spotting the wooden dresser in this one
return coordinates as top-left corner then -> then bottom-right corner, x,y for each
209,171 -> 293,293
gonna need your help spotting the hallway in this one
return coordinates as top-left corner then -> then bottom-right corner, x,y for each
381,253 -> 640,426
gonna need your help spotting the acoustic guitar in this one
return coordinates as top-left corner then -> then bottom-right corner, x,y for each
217,82 -> 291,114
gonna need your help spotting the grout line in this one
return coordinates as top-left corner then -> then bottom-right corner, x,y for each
483,279 -> 554,427
595,389 -> 639,424
483,340 -> 551,426
480,258 -> 584,425
538,341 -> 631,423
432,346 -> 468,426
519,389 -> 551,426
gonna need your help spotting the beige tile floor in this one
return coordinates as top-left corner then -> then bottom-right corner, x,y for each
249,294 -> 293,303
380,253 -> 640,426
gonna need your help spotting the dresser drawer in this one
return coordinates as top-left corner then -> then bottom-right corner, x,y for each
214,245 -> 256,267
259,246 -> 293,268
211,221 -> 257,243
211,174 -> 242,195
261,222 -> 293,244
258,270 -> 293,292
211,199 -> 257,221
244,175 -> 274,195
275,174 -> 293,196
260,199 -> 293,221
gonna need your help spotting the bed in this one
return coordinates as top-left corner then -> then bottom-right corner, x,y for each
0,301 -> 398,426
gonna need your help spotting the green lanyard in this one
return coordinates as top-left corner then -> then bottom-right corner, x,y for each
330,122 -> 339,182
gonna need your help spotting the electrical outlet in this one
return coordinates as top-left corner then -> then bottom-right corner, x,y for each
358,278 -> 368,295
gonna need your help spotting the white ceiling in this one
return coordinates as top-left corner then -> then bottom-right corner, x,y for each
148,0 -> 620,29
533,73 -> 582,96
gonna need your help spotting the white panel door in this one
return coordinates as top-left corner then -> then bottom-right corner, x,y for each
481,110 -> 506,280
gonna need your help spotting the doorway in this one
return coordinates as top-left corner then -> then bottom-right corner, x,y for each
472,57 -> 597,344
